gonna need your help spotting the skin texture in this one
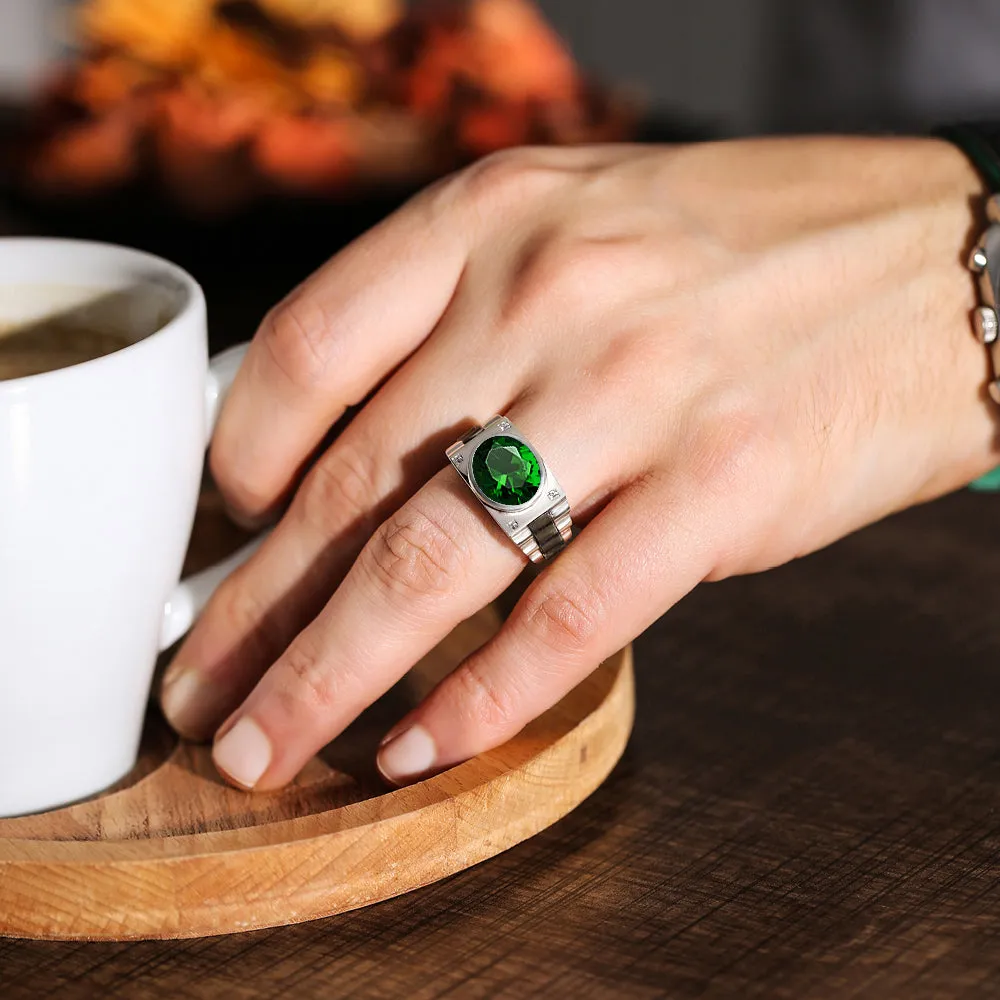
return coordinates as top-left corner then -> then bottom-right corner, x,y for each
160,136 -> 1000,790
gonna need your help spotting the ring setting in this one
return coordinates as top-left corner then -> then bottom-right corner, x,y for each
447,416 -> 572,563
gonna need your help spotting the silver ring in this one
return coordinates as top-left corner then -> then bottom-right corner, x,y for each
446,415 -> 572,563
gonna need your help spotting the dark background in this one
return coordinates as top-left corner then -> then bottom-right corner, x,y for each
540,0 -> 1000,133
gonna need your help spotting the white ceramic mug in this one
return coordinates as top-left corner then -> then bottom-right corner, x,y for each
0,238 -> 260,817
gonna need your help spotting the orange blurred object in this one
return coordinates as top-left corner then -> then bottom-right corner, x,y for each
259,0 -> 402,41
79,0 -> 213,68
20,0 -> 633,212
459,103 -> 531,154
405,0 -> 577,120
195,23 -> 297,98
29,114 -> 140,194
298,49 -> 363,108
468,0 -> 577,103
254,113 -> 359,190
152,85 -> 260,210
157,84 -> 265,151
71,55 -> 161,112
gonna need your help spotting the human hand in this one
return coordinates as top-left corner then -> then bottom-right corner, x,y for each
160,136 -> 997,789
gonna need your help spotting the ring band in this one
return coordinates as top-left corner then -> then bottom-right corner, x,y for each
446,416 -> 573,563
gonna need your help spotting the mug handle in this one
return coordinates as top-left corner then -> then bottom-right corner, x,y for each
158,343 -> 267,651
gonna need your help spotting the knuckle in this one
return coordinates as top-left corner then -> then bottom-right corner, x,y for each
633,301 -> 718,384
502,236 -> 582,326
210,451 -> 277,521
207,574 -> 278,655
211,575 -> 263,634
258,294 -> 332,391
362,502 -> 465,599
587,327 -> 662,392
683,394 -> 794,576
276,638 -> 338,715
517,576 -> 607,657
689,394 -> 777,498
502,234 -> 642,331
298,441 -> 380,536
457,148 -> 561,218
454,659 -> 520,734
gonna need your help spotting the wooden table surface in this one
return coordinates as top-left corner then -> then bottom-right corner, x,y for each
4,489 -> 1000,998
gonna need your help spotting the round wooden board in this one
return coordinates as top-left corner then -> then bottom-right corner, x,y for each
0,491 -> 634,942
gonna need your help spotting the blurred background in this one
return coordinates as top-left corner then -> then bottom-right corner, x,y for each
6,1 -> 1000,134
3,0 -> 1000,349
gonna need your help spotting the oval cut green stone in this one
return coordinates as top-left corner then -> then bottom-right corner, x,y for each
471,435 -> 541,506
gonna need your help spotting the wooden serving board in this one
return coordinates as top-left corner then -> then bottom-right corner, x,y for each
0,490 -> 634,941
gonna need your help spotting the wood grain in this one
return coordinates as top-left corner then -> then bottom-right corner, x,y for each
0,495 -> 634,942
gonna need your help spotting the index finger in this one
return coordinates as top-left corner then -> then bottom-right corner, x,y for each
212,181 -> 472,520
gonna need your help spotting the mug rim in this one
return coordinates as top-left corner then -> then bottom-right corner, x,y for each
0,237 -> 205,392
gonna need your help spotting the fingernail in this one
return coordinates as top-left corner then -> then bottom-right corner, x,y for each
213,717 -> 272,789
377,725 -> 437,784
160,667 -> 227,740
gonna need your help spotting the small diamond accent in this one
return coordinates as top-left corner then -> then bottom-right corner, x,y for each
497,419 -> 511,431
547,489 -> 560,500
454,454 -> 464,464
508,520 -> 519,530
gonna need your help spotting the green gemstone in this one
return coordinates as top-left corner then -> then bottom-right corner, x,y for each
471,435 -> 541,506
